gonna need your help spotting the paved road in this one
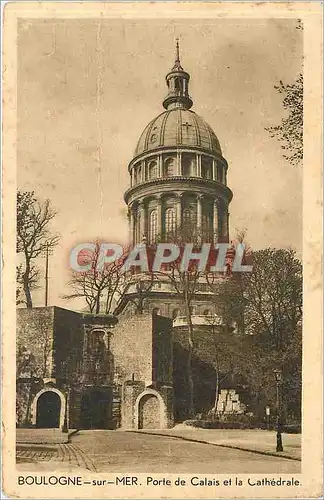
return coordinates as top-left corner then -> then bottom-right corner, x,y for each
70,430 -> 301,474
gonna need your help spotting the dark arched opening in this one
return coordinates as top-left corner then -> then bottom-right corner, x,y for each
36,391 -> 61,428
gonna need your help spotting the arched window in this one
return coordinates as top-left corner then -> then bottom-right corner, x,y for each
183,207 -> 196,227
148,210 -> 157,244
148,161 -> 157,180
202,213 -> 213,241
165,208 -> 176,235
164,158 -> 175,178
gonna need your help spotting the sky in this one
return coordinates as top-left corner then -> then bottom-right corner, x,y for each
17,18 -> 303,309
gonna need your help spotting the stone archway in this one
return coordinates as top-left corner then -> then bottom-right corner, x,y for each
32,388 -> 65,429
135,389 -> 166,429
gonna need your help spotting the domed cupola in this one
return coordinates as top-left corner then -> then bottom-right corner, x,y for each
124,41 -> 233,246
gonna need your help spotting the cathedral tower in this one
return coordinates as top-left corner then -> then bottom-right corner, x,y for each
124,41 -> 233,247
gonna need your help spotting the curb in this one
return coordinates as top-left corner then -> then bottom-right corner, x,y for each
129,430 -> 301,462
16,429 -> 80,445
68,429 -> 80,442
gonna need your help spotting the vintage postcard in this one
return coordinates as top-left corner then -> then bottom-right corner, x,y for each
2,1 -> 323,498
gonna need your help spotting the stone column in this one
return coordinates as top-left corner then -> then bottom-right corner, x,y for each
128,204 -> 134,245
213,199 -> 219,244
197,154 -> 202,177
223,205 -> 229,242
141,161 -> 146,183
176,194 -> 182,228
157,195 -> 163,239
197,195 -> 203,235
212,159 -> 217,181
130,169 -> 133,187
177,151 -> 182,176
139,200 -> 146,242
158,155 -> 163,177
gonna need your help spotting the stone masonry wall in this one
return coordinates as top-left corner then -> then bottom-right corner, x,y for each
110,313 -> 154,384
17,307 -> 55,379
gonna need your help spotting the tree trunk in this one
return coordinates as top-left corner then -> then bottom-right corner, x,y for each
95,293 -> 100,314
212,356 -> 220,418
184,286 -> 195,418
23,260 -> 33,308
24,381 -> 34,426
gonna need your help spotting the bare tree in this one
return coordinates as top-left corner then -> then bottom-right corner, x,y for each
16,263 -> 39,306
120,271 -> 155,315
63,242 -> 126,314
154,225 -> 208,417
17,191 -> 59,308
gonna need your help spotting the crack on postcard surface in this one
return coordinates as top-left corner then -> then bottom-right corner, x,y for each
96,17 -> 104,237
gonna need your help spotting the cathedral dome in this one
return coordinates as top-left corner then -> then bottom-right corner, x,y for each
134,109 -> 222,157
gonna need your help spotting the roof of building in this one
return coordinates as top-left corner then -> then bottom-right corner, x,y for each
134,108 -> 222,158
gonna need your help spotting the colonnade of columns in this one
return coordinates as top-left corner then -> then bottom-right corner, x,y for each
127,194 -> 229,245
129,152 -> 226,187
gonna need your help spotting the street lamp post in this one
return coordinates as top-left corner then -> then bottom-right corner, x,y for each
265,405 -> 271,431
274,369 -> 283,452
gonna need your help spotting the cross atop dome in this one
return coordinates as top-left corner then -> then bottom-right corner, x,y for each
172,38 -> 183,71
163,39 -> 193,110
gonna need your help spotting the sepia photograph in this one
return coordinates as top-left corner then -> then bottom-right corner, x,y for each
2,2 -> 323,499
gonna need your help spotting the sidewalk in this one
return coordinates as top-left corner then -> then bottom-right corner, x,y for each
16,428 -> 78,445
131,427 -> 301,461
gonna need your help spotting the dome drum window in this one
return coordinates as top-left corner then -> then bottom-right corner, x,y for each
148,210 -> 158,244
147,160 -> 158,180
163,157 -> 176,178
182,154 -> 197,177
201,158 -> 213,180
164,207 -> 176,236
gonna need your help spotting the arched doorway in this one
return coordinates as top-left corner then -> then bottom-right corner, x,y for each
36,391 -> 61,428
80,390 -> 112,429
138,394 -> 160,429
